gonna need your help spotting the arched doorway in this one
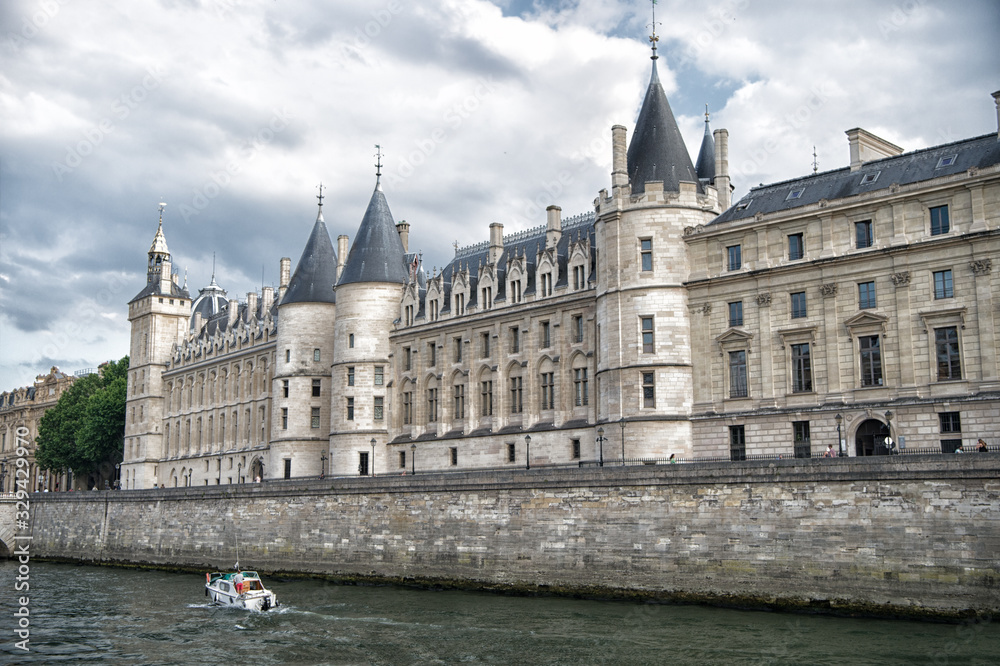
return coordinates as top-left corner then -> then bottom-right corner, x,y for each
855,418 -> 891,456
250,458 -> 263,482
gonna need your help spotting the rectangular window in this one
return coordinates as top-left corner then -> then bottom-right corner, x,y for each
282,379 -> 289,398
428,342 -> 436,367
641,317 -> 654,354
374,366 -> 384,386
791,343 -> 812,393
507,443 -> 516,463
313,348 -> 321,362
509,376 -> 523,414
346,398 -> 354,421
728,301 -> 743,327
572,439 -> 581,460
788,233 -> 804,261
940,412 -> 961,433
574,368 -> 589,406
399,451 -> 406,469
858,281 -> 877,309
933,269 -> 953,299
727,244 -> 742,271
481,380 -> 493,416
427,388 -> 438,422
640,238 -> 653,271
481,286 -> 492,309
454,337 -> 462,363
510,327 -> 520,353
455,292 -> 465,315
403,348 -> 411,372
510,279 -> 522,303
349,333 -> 355,348
312,379 -> 321,397
281,408 -> 288,430
450,447 -> 458,466
573,265 -> 585,290
935,326 -> 961,381
729,351 -> 748,398
347,367 -> 355,386
284,459 -> 291,479
311,407 -> 320,429
859,335 -> 883,387
454,384 -> 465,419
573,315 -> 584,343
642,372 -> 655,408
285,349 -> 290,362
856,220 -> 873,248
790,291 -> 807,319
541,321 -> 551,348
374,396 -> 384,421
793,421 -> 811,458
541,372 -> 555,410
403,392 -> 412,425
930,205 -> 950,235
729,425 -> 746,461
481,332 -> 490,358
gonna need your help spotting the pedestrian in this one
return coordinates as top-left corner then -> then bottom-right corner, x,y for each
823,443 -> 836,458
977,439 -> 988,452
955,443 -> 965,453
669,454 -> 676,464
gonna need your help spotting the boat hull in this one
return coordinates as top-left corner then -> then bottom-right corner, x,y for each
205,571 -> 278,611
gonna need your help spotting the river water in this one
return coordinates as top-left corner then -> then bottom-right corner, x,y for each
0,561 -> 996,665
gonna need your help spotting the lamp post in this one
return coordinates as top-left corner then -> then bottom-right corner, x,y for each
115,462 -> 121,490
236,462 -> 242,484
187,469 -> 193,487
370,438 -> 377,477
884,410 -> 894,454
619,417 -> 626,466
410,443 -> 416,475
596,427 -> 605,467
320,453 -> 327,479
524,435 -> 531,470
835,413 -> 843,457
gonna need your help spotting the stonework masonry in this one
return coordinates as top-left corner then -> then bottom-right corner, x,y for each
27,456 -> 1000,617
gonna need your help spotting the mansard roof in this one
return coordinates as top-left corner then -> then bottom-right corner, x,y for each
714,133 -> 1000,225
627,59 -> 701,195
281,208 -> 338,305
337,182 -> 409,286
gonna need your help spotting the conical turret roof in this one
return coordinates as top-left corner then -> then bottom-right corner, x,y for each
695,110 -> 715,183
627,60 -> 701,194
280,207 -> 338,305
337,181 -> 408,286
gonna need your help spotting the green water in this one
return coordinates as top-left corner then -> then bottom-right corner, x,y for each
0,561 -> 996,664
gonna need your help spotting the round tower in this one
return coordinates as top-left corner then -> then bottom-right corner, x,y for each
329,173 -> 408,477
271,193 -> 338,480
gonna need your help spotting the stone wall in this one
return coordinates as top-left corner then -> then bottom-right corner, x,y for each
26,456 -> 1000,617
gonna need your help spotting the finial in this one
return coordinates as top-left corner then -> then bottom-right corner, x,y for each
812,146 -> 819,174
453,240 -> 459,255
374,144 -> 383,181
212,252 -> 216,281
316,183 -> 325,208
183,266 -> 188,289
158,201 -> 167,227
705,104 -> 710,124
647,0 -> 660,60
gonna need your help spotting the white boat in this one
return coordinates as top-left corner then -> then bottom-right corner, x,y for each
205,570 -> 278,611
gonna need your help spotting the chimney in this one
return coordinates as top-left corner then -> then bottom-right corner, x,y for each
611,125 -> 628,188
846,128 -> 903,172
261,286 -> 274,314
713,128 -> 731,211
396,220 -> 410,253
227,299 -> 239,327
337,235 -> 349,281
160,257 -> 173,295
488,222 -> 504,266
545,205 -> 562,249
278,257 -> 291,302
993,90 -> 1000,140
192,311 -> 203,333
247,291 -> 258,319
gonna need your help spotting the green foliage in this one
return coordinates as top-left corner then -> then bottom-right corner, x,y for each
36,356 -> 129,475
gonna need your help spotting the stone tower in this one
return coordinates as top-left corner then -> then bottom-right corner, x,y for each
329,176 -> 408,476
123,206 -> 191,488
271,197 -> 338,480
593,46 -> 722,459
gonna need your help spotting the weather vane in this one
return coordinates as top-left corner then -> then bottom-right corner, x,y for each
316,183 -> 325,208
374,144 -> 383,179
812,146 -> 819,174
158,201 -> 167,226
647,0 -> 660,59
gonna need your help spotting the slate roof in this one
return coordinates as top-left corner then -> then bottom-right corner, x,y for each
190,275 -> 228,330
627,59 -> 702,195
337,182 -> 409,286
281,208 -> 338,305
129,278 -> 190,303
715,133 -> 1000,225
695,116 -> 715,183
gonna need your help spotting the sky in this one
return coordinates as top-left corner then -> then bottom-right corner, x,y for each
1,0 -> 998,390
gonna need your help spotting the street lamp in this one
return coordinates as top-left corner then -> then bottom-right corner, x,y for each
884,410 -> 894,454
410,443 -> 416,475
320,453 -> 327,479
596,427 -> 605,467
115,462 -> 121,490
370,438 -> 377,477
524,434 -> 531,470
619,417 -> 626,466
236,462 -> 242,484
835,413 -> 843,457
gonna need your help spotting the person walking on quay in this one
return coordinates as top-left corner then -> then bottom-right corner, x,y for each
977,439 -> 988,452
955,443 -> 965,453
823,443 -> 836,458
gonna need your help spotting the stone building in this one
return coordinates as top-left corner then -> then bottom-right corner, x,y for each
119,41 -> 1000,487
0,367 -> 78,492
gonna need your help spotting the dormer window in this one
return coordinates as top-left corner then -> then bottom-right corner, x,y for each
860,171 -> 880,185
935,155 -> 957,169
735,198 -> 753,211
786,188 -> 805,201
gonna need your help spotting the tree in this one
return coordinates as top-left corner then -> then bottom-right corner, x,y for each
36,356 -> 129,481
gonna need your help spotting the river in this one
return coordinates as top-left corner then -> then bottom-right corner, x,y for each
0,561 -> 996,664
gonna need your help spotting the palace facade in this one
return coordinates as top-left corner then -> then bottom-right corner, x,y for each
119,46 -> 1000,488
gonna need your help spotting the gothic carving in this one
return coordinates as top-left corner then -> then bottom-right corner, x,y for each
755,292 -> 771,307
701,304 -> 712,315
970,259 -> 992,276
890,271 -> 911,287
820,283 -> 838,297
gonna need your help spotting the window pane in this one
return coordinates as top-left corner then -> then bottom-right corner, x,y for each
791,292 -> 807,319
729,351 -> 748,398
935,327 -> 961,380
858,281 -> 876,309
791,343 -> 812,393
728,301 -> 743,327
788,234 -> 804,261
930,205 -> 949,235
933,270 -> 953,299
856,221 -> 873,249
727,245 -> 742,271
859,335 -> 882,386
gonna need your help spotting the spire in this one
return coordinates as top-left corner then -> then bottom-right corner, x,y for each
374,144 -> 383,189
280,193 -> 339,305
695,104 -> 716,183
337,177 -> 408,286
648,0 -> 660,61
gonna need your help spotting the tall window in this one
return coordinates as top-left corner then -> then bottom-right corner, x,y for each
404,304 -> 414,326
935,326 -> 961,381
791,343 -> 812,393
930,205 -> 949,235
856,220 -> 873,248
312,379 -> 321,397
729,425 -> 746,461
427,388 -> 438,422
374,366 -> 384,386
572,439 -> 581,459
640,238 -> 653,271
510,279 -> 522,303
788,233 -> 804,261
481,332 -> 490,358
347,367 -> 355,386
507,443 -> 516,463
402,391 -> 412,425
574,368 -> 589,406
793,421 -> 811,458
540,372 -> 555,410
428,342 -> 436,367
509,376 -> 523,414
510,327 -> 520,353
313,348 -> 321,362
540,273 -> 553,297
541,321 -> 551,348
573,315 -> 584,343
374,396 -> 384,421
859,335 -> 882,387
311,407 -> 320,429
790,292 -> 807,319
573,265 -> 586,290
429,299 -> 439,321
858,281 -> 877,309
346,398 -> 354,421
455,292 -> 465,315
403,348 -> 411,371
453,384 -> 465,419
454,337 -> 462,362
285,349 -> 290,363
281,408 -> 288,430
641,317 -> 654,353
933,270 -> 953,299
642,372 -> 655,408
481,380 -> 493,416
727,244 -> 742,271
728,301 -> 743,327
282,379 -> 289,398
450,447 -> 458,466
399,451 -> 406,469
939,411 -> 962,453
481,286 -> 492,309
729,351 -> 748,398
348,334 -> 354,348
